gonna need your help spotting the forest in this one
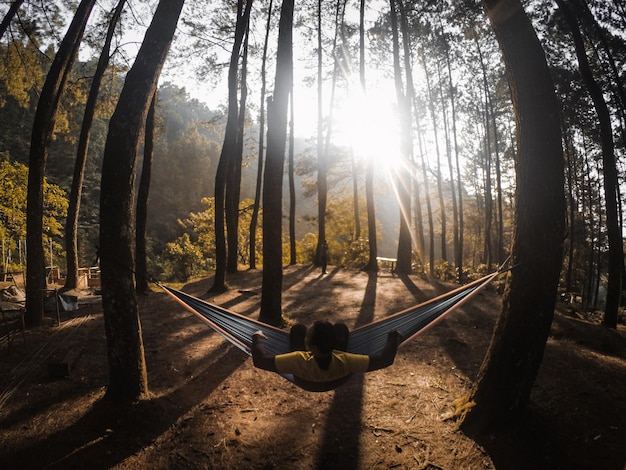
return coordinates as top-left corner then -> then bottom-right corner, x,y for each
0,0 -> 625,468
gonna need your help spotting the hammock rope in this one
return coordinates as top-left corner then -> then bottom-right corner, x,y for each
159,263 -> 508,361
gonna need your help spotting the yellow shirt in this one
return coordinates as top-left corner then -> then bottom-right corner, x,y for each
274,350 -> 370,382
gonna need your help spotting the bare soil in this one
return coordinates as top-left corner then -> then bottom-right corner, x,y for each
1,265 -> 625,470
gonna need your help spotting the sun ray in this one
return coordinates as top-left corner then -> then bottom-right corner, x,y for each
333,79 -> 404,173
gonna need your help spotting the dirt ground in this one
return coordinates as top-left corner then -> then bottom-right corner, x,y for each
1,265 -> 625,470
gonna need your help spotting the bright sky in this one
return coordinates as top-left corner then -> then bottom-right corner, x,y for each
161,0 -> 405,176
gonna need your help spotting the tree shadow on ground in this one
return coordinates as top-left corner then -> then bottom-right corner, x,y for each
397,273 -> 429,305
467,333 -> 626,470
0,286 -> 255,470
454,310 -> 626,470
315,271 -> 377,469
3,345 -> 249,469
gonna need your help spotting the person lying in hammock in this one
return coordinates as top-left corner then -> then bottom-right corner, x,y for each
252,321 -> 402,390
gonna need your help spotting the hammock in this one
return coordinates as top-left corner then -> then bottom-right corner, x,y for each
159,267 -> 506,391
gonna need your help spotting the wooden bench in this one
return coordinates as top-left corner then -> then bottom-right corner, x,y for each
1,303 -> 26,352
376,257 -> 397,272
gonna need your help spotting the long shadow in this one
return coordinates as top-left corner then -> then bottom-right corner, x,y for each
282,264 -> 318,291
466,335 -> 626,470
0,288 -> 250,470
1,345 -> 248,469
430,287 -> 498,378
299,265 -> 340,292
397,273 -> 427,304
315,271 -> 377,469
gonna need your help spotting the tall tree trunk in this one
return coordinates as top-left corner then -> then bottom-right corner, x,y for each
361,0 -> 378,272
487,81 -> 504,264
593,183 -> 603,309
442,28 -> 464,281
65,0 -> 126,290
338,0 -> 360,242
211,0 -> 251,291
561,115 -> 575,293
420,49 -> 447,266
315,0 -> 328,267
135,90 -> 156,295
226,3 -> 253,273
572,0 -> 626,154
319,0 -> 345,247
259,0 -> 293,326
416,119 -> 435,276
461,0 -> 565,432
391,0 -> 412,275
475,38 -> 494,269
399,1 -> 425,269
25,0 -> 96,327
249,0 -> 273,270
583,148 -> 596,309
100,0 -> 184,403
411,71 -> 435,275
483,104 -> 494,268
288,81 -> 296,265
0,0 -> 24,40
556,0 -> 623,329
350,149 -> 361,241
435,41 -> 459,277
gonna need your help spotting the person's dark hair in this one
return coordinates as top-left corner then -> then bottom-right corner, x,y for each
306,321 -> 336,355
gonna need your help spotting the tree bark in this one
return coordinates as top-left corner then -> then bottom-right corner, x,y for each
390,0 -> 412,275
0,0 -> 25,41
441,27 -> 463,281
361,0 -> 378,273
135,90 -> 156,295
288,83 -> 297,265
420,49 -> 447,267
461,0 -> 565,432
226,0 -> 253,273
211,0 -> 251,291
65,0 -> 126,290
315,0 -> 328,268
25,0 -> 96,327
249,0 -> 273,270
99,0 -> 184,403
556,0 -> 623,329
259,0 -> 294,326
435,42 -> 458,277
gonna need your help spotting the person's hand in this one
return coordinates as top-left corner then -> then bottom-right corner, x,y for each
388,330 -> 403,344
253,330 -> 267,340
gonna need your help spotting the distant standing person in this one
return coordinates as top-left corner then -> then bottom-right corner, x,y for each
93,245 -> 100,266
320,240 -> 328,274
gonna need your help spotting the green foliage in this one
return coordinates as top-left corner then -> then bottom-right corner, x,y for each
0,160 -> 67,271
434,261 -> 457,281
0,41 -> 44,108
341,237 -> 369,269
298,232 -> 318,264
147,85 -> 224,251
161,197 -> 262,282
164,233 -> 206,281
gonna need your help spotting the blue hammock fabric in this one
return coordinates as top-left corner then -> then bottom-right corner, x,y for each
160,284 -> 290,357
346,270 -> 502,354
159,268 -> 503,392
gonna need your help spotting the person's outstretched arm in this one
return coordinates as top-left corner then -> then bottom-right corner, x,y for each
367,330 -> 402,371
251,331 -> 278,372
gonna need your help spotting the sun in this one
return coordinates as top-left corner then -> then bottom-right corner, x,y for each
291,76 -> 405,174
335,83 -> 404,173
